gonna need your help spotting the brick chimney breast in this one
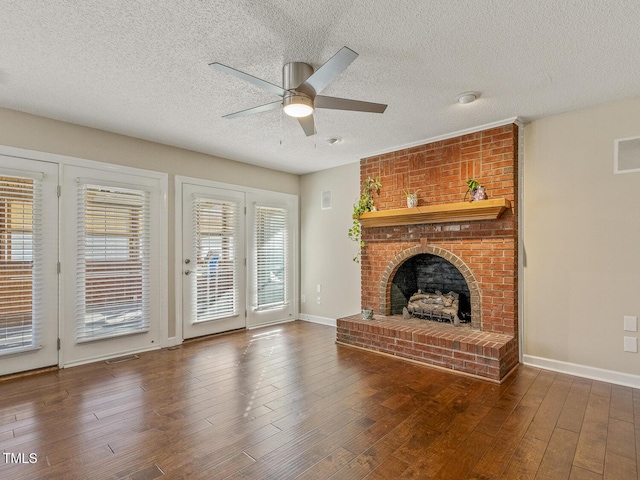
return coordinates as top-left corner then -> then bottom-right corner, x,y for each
337,124 -> 519,382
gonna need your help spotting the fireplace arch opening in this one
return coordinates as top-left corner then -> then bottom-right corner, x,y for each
391,254 -> 471,323
379,246 -> 482,329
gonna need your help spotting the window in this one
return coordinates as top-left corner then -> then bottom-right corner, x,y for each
0,176 -> 41,353
76,183 -> 151,342
255,205 -> 287,310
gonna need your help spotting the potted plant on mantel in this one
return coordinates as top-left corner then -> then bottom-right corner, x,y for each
348,177 -> 382,263
464,179 -> 486,202
403,189 -> 420,208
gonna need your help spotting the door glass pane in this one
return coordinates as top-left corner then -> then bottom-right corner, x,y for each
76,184 -> 150,342
0,176 -> 41,354
192,197 -> 238,322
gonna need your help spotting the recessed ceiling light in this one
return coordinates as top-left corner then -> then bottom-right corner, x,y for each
457,92 -> 480,104
327,137 -> 342,145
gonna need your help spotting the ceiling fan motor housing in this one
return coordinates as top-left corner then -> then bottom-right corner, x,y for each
283,62 -> 314,91
282,62 -> 315,117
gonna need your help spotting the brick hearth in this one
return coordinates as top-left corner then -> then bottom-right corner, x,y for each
337,123 -> 519,382
337,315 -> 518,382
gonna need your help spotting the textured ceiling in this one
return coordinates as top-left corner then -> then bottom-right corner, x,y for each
1,1 -> 640,174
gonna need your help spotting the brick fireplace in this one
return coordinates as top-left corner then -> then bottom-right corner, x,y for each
336,124 -> 519,382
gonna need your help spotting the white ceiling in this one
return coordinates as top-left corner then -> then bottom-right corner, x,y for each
1,1 -> 640,175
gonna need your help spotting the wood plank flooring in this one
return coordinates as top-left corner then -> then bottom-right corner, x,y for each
0,321 -> 638,479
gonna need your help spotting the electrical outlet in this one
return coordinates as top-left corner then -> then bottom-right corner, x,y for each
624,336 -> 638,353
316,296 -> 321,304
301,294 -> 306,303
624,316 -> 638,332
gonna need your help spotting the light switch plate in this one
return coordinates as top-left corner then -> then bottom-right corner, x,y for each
624,316 -> 638,332
624,336 -> 638,353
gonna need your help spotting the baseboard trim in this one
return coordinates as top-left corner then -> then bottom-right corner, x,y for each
298,314 -> 336,327
523,354 -> 640,389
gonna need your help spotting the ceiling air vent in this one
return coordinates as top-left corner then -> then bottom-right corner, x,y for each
614,136 -> 640,173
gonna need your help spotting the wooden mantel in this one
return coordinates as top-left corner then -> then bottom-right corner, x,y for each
359,198 -> 511,227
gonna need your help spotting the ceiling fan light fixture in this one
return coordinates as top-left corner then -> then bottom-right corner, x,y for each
283,94 -> 314,118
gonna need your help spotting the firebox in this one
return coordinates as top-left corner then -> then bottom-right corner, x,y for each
390,253 -> 471,323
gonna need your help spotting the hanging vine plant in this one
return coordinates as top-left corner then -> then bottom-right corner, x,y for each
348,177 -> 382,263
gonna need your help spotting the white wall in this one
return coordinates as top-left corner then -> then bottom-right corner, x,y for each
0,107 -> 299,339
523,95 -> 640,385
299,162 -> 361,324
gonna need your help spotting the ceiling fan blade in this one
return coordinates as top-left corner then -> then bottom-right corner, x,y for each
315,95 -> 387,113
297,115 -> 315,136
298,46 -> 359,96
210,62 -> 287,97
222,100 -> 282,119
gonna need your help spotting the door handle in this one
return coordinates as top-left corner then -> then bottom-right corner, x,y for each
184,270 -> 193,276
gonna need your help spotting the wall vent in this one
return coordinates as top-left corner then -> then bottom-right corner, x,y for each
614,136 -> 640,173
321,190 -> 332,210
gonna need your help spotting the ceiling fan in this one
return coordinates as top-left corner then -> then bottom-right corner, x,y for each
209,46 -> 387,136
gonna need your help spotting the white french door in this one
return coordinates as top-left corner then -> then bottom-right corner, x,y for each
246,192 -> 296,327
60,165 -> 163,366
0,155 -> 58,376
182,184 -> 246,338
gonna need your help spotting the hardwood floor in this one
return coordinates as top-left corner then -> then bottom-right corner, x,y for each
0,321 -> 638,479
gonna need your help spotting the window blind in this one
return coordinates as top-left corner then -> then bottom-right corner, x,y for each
192,197 -> 238,322
0,175 -> 42,354
255,205 -> 287,310
76,183 -> 150,342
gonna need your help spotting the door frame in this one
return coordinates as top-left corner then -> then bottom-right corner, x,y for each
174,176 -> 299,343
